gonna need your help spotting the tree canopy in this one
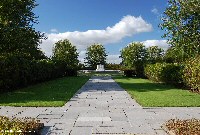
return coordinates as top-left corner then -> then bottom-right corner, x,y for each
120,42 -> 147,68
85,44 -> 107,68
0,0 -> 45,59
146,46 -> 164,64
52,39 -> 79,68
160,0 -> 200,60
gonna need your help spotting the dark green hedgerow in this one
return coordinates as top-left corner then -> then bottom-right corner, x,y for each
0,116 -> 44,135
0,54 -> 77,92
144,57 -> 200,93
144,63 -> 183,86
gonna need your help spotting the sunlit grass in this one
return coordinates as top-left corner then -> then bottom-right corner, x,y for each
0,76 -> 89,107
114,76 -> 200,107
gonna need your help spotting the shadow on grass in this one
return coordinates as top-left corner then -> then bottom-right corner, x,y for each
114,76 -> 181,92
0,76 -> 90,106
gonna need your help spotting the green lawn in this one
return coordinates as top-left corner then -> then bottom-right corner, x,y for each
114,76 -> 200,107
0,76 -> 89,107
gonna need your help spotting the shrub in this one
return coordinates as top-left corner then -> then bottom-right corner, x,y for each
183,56 -> 200,92
0,116 -> 44,134
0,54 -> 30,90
105,63 -> 121,70
0,55 -> 77,92
161,64 -> 184,85
123,69 -> 137,77
144,63 -> 183,85
144,63 -> 165,82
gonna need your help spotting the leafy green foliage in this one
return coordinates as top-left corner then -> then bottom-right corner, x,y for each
121,42 -> 147,68
183,55 -> 200,93
105,63 -> 121,70
144,63 -> 183,85
164,47 -> 185,63
0,54 -> 77,92
123,69 -> 136,77
160,0 -> 200,60
85,44 -> 107,68
146,46 -> 164,64
0,0 -> 45,60
0,116 -> 43,134
161,64 -> 184,85
52,39 -> 79,69
120,42 -> 147,77
144,63 -> 165,82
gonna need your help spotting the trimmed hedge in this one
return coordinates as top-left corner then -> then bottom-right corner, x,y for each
144,63 -> 183,85
144,63 -> 165,82
0,55 -> 77,92
123,69 -> 137,77
161,64 -> 183,85
122,63 -> 145,78
145,58 -> 200,93
183,56 -> 200,92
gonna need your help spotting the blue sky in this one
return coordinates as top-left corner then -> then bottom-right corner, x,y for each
35,0 -> 169,63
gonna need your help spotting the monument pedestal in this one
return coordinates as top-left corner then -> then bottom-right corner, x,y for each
96,64 -> 105,71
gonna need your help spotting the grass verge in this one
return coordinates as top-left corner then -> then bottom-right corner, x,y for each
114,76 -> 200,107
0,76 -> 89,107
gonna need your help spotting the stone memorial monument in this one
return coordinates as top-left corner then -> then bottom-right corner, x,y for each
96,64 -> 105,71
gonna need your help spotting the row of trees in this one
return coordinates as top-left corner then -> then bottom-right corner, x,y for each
53,41 -> 107,69
120,0 -> 200,92
120,42 -> 165,77
0,0 -> 108,92
121,43 -> 164,67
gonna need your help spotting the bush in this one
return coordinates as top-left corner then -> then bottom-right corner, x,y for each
135,63 -> 146,78
144,63 -> 165,82
144,63 -> 183,85
0,54 -> 30,90
123,69 -> 137,77
161,64 -> 184,85
105,63 -> 121,70
183,56 -> 200,92
0,116 -> 44,134
0,55 -> 77,92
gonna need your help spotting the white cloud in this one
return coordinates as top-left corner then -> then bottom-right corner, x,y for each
78,50 -> 86,64
107,55 -> 121,64
151,8 -> 159,15
142,40 -> 170,50
39,15 -> 153,57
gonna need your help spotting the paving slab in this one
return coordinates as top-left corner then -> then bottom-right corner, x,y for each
0,76 -> 199,135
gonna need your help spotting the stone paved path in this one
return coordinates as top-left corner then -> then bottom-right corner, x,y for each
0,76 -> 200,135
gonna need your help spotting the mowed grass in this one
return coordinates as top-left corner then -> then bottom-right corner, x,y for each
0,76 -> 89,107
114,76 -> 200,107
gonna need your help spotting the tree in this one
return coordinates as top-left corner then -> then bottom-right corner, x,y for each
146,46 -> 164,64
120,42 -> 147,77
120,42 -> 147,68
164,47 -> 184,63
160,0 -> 200,60
85,44 -> 107,68
52,39 -> 79,68
0,0 -> 45,59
